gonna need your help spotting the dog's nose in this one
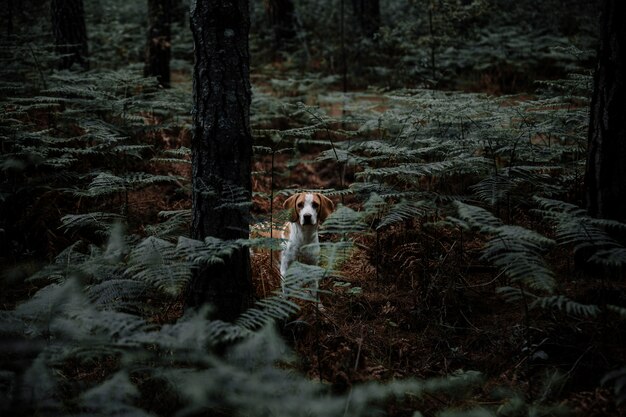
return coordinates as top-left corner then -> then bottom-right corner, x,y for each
302,214 -> 312,224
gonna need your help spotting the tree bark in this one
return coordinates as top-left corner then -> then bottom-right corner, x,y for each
585,0 -> 626,222
171,0 -> 187,24
351,0 -> 380,38
51,0 -> 89,70
144,0 -> 171,88
187,0 -> 253,321
6,0 -> 14,37
265,0 -> 296,48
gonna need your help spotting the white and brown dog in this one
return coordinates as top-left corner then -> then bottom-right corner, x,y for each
279,192 -> 334,291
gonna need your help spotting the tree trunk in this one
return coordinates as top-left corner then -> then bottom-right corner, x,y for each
171,0 -> 187,24
585,0 -> 626,222
144,0 -> 171,88
6,0 -> 14,36
265,0 -> 295,48
187,0 -> 253,321
351,0 -> 380,38
51,0 -> 89,70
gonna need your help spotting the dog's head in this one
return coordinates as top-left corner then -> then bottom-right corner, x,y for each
283,192 -> 334,226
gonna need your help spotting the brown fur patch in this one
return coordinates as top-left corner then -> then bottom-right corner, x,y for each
282,192 -> 335,224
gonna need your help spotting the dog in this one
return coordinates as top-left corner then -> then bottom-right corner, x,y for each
279,192 -> 334,292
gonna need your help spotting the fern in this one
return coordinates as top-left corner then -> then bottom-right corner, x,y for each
1,227 -> 488,417
534,197 -> 626,268
320,205 -> 369,235
80,371 -> 149,416
608,305 -> 626,320
454,202 -> 555,292
60,212 -> 126,235
498,287 -> 600,318
125,236 -> 190,297
145,210 -> 192,240
376,199 -> 435,230
73,172 -> 180,198
236,294 -> 300,331
532,295 -> 600,318
602,367 -> 626,406
87,279 -> 153,313
358,156 -> 489,182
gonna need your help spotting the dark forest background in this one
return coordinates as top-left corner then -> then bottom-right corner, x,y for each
2,0 -> 626,416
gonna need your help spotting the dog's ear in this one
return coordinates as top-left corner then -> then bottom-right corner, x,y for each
283,194 -> 299,222
317,194 -> 334,223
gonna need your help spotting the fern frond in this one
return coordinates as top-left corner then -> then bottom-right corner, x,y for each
282,262 -> 329,301
377,199 -> 435,230
358,156 -> 489,181
320,205 -> 368,235
125,172 -> 181,188
86,279 -> 153,313
498,287 -> 600,318
471,174 -> 516,206
531,295 -> 600,318
454,201 -> 503,230
320,240 -> 355,273
589,248 -> 626,267
80,371 -> 149,416
112,144 -> 152,159
60,212 -> 125,234
607,305 -> 626,320
534,197 -> 626,268
145,210 -> 192,239
602,367 -> 626,406
125,236 -> 190,297
495,286 -> 528,303
455,202 -> 555,292
75,172 -> 126,197
176,236 -> 244,266
236,295 -> 300,331
361,193 -> 387,220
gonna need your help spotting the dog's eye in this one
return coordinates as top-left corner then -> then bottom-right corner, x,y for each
297,202 -> 304,209
312,202 -> 319,209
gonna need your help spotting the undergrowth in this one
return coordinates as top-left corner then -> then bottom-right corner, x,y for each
1,0 -> 625,416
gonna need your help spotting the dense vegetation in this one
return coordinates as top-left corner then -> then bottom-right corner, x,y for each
1,0 -> 625,416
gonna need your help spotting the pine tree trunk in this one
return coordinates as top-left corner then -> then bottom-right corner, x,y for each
585,0 -> 626,222
187,0 -> 253,321
51,0 -> 89,70
144,0 -> 171,88
265,0 -> 295,47
171,0 -> 186,24
351,0 -> 380,38
6,0 -> 14,36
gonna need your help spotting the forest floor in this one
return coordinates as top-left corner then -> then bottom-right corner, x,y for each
238,68 -> 624,416
3,64 -> 624,416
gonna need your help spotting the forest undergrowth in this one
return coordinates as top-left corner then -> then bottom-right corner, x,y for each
247,69 -> 626,416
2,1 -> 626,416
2,59 -> 626,415
2,63 -> 626,415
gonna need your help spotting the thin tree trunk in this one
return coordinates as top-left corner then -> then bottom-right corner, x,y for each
144,0 -> 171,88
187,0 -> 253,321
265,0 -> 296,48
6,0 -> 14,36
171,0 -> 186,24
341,0 -> 348,92
585,0 -> 626,222
351,0 -> 380,38
51,0 -> 89,70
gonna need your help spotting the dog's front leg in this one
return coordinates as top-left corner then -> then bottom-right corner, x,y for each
280,242 -> 296,293
298,243 -> 321,295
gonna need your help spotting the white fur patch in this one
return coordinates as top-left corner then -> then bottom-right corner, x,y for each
298,193 -> 318,225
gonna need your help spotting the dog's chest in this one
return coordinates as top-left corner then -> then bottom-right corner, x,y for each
283,224 -> 320,265
295,239 -> 320,264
